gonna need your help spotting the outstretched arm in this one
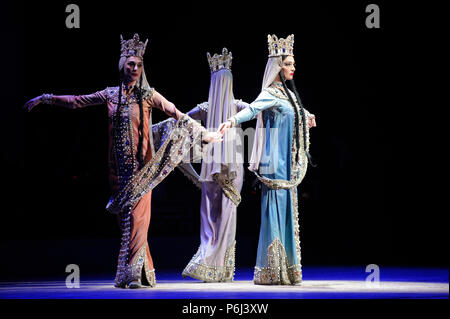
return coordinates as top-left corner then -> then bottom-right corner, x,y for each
148,91 -> 222,144
146,90 -> 184,120
219,92 -> 277,134
186,102 -> 208,122
235,99 -> 250,112
24,90 -> 107,111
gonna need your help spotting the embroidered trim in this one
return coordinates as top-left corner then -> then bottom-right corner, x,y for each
105,86 -> 154,106
151,117 -> 178,151
197,102 -> 209,112
212,173 -> 241,206
228,116 -> 237,127
254,83 -> 310,190
182,241 -> 236,282
114,213 -> 157,288
107,114 -> 204,213
41,93 -> 54,104
264,82 -> 300,103
291,188 -> 302,271
106,86 -> 137,199
253,238 -> 302,285
105,85 -> 156,193
252,82 -> 305,286
152,118 -> 203,190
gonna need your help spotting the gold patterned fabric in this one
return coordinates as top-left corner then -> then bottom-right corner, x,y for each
254,82 -> 310,191
212,173 -> 241,207
251,83 -> 310,285
107,114 -> 205,213
114,242 -> 156,288
105,86 -> 154,193
108,114 -> 205,288
151,118 -> 203,190
253,238 -> 302,285
182,241 -> 236,282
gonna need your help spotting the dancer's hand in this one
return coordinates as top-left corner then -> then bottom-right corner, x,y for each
218,121 -> 232,135
24,96 -> 42,112
308,114 -> 317,128
202,131 -> 223,143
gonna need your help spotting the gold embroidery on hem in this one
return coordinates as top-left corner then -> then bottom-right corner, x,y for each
253,238 -> 302,285
142,251 -> 156,287
182,241 -> 236,282
114,239 -> 157,288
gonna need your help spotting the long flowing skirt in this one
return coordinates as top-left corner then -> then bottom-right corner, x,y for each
253,185 -> 302,285
183,168 -> 243,282
114,191 -> 156,287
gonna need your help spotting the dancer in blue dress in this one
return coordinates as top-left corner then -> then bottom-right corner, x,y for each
219,34 -> 317,285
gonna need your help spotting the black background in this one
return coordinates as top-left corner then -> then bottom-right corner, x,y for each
0,0 -> 446,280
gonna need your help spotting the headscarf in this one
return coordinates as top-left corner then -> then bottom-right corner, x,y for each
248,56 -> 282,172
118,56 -> 151,92
117,34 -> 156,156
200,68 -> 239,182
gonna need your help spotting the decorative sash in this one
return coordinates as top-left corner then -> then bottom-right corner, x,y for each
152,116 -> 241,206
212,173 -> 241,206
106,115 -> 205,213
256,84 -> 310,190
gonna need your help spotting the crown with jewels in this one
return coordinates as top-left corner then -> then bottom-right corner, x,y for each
207,48 -> 233,73
120,33 -> 148,58
267,34 -> 294,57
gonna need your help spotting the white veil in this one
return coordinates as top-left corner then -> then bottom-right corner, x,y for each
200,68 -> 238,182
248,56 -> 282,172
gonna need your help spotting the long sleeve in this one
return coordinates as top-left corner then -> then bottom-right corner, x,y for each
146,90 -> 184,120
47,90 -> 107,109
187,102 -> 208,122
234,99 -> 250,112
229,91 -> 278,126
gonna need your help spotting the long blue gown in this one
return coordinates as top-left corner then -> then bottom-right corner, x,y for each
232,82 -> 310,285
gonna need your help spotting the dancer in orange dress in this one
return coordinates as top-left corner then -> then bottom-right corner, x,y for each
24,34 -> 223,288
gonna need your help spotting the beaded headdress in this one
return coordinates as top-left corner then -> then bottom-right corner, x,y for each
120,33 -> 148,59
267,34 -> 294,57
207,48 -> 232,73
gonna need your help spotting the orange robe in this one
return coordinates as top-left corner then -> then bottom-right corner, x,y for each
49,87 -> 184,287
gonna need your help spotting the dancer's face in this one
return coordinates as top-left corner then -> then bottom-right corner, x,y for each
282,55 -> 296,81
123,56 -> 143,83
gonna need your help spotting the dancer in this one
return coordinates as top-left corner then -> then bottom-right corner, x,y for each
181,48 -> 249,282
219,34 -> 317,285
24,34 -> 223,289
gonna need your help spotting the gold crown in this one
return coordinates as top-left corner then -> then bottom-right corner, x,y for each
267,34 -> 294,57
120,33 -> 148,58
207,48 -> 232,73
